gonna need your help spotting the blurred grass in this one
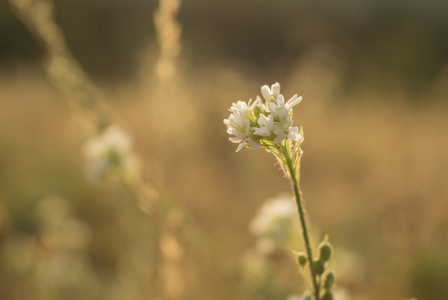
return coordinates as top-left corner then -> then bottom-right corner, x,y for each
1,51 -> 448,299
1,1 -> 448,299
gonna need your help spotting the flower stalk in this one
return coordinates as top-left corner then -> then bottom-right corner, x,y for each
225,83 -> 336,300
283,146 -> 320,300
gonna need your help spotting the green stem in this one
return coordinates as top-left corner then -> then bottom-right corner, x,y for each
283,146 -> 320,300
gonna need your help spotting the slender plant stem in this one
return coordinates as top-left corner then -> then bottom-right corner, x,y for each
283,149 -> 320,300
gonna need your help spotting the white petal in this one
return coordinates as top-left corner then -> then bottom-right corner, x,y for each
277,94 -> 285,106
229,137 -> 243,143
257,114 -> 268,126
254,127 -> 271,137
248,138 -> 261,149
261,85 -> 271,101
251,96 -> 263,110
286,95 -> 302,110
273,135 -> 285,144
245,120 -> 251,134
271,83 -> 280,100
273,128 -> 283,135
236,142 -> 245,152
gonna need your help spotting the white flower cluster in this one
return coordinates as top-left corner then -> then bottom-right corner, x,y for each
224,83 -> 303,152
84,126 -> 139,180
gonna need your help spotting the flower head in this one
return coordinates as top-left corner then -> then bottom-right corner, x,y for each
224,83 -> 303,152
84,126 -> 139,180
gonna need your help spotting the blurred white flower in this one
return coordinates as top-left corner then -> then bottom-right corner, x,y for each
249,194 -> 298,252
84,126 -> 139,179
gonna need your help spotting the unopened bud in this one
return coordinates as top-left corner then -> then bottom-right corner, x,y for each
318,241 -> 333,262
324,271 -> 335,290
297,253 -> 308,267
322,290 -> 333,300
312,260 -> 325,275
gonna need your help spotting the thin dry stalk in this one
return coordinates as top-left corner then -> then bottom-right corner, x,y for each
9,0 -> 111,130
154,0 -> 182,84
9,1 -> 258,298
153,1 -> 185,298
8,0 -> 165,297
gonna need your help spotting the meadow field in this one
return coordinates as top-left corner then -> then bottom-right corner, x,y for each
1,1 -> 448,299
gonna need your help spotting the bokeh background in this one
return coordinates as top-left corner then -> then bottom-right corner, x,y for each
1,0 -> 448,299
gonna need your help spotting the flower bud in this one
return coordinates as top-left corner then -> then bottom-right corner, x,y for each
318,241 -> 333,262
312,260 -> 325,275
322,290 -> 333,300
297,252 -> 307,267
323,271 -> 335,290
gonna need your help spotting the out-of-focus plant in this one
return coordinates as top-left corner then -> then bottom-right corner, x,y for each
249,194 -> 300,254
7,0 -> 253,299
7,1 -> 167,297
225,83 -> 336,300
242,193 -> 303,298
84,125 -> 140,181
1,196 -> 99,300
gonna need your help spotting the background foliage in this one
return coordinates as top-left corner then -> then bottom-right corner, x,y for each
1,1 -> 448,299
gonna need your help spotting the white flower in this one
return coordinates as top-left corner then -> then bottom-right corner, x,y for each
253,113 -> 274,137
270,94 -> 301,119
269,94 -> 288,119
288,127 -> 303,142
261,82 -> 281,102
84,126 -> 139,179
225,101 -> 250,131
224,99 -> 261,152
224,82 -> 304,150
266,93 -> 303,144
270,94 -> 302,114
